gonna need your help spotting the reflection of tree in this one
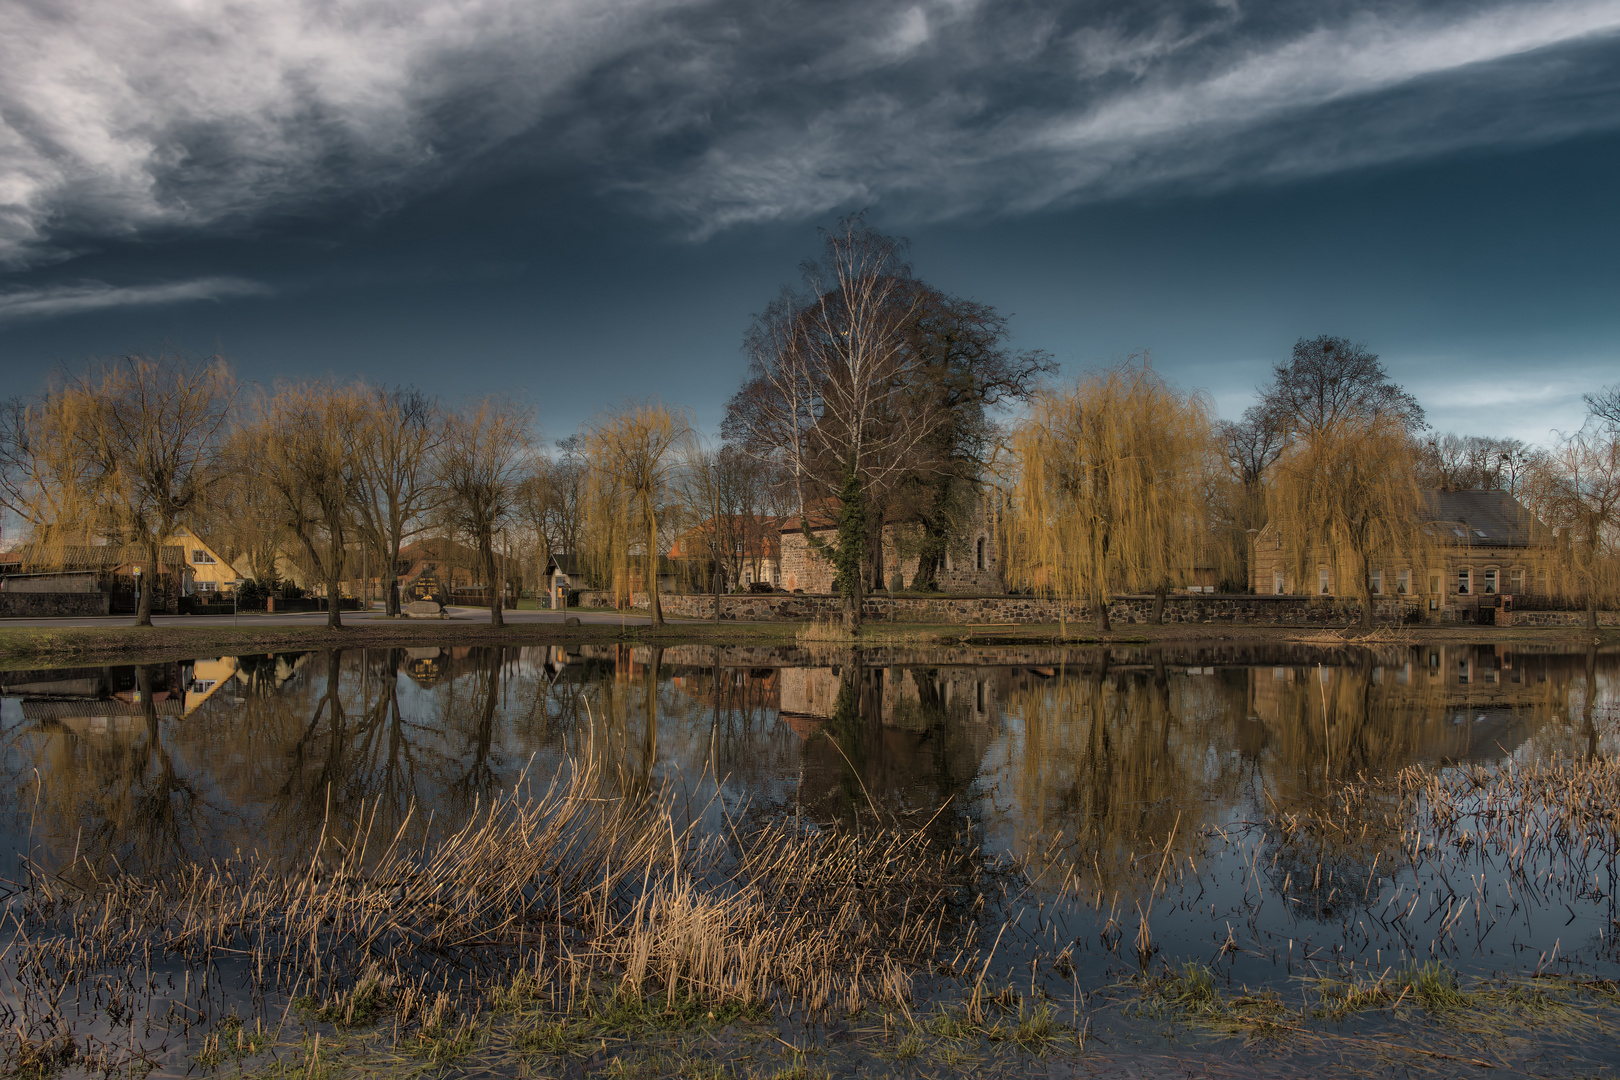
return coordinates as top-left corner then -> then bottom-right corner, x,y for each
992,653 -> 1241,896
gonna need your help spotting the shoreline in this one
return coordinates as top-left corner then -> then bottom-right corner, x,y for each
0,616 -> 1613,668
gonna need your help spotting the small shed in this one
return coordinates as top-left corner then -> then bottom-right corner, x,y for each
544,553 -> 582,609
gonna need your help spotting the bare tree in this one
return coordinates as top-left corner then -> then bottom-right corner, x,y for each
438,399 -> 532,627
1415,433 -> 1533,492
1261,336 -> 1425,439
353,386 -> 442,616
248,381 -> 365,629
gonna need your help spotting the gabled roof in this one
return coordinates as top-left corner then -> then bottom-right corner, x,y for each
545,553 -> 582,576
1422,489 -> 1549,548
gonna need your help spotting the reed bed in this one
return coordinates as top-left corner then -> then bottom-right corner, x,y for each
0,750 -> 977,1077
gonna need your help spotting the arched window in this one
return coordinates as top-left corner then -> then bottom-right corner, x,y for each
976,537 -> 985,571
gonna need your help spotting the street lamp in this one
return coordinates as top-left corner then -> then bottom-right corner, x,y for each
133,567 -> 142,616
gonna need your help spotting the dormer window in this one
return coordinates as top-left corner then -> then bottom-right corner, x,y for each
191,549 -> 217,564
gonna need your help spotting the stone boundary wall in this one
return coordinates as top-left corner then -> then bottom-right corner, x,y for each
575,590 -> 1434,625
0,592 -> 112,617
1500,610 -> 1620,628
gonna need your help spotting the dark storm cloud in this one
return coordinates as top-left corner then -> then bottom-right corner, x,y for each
3,0 -> 1620,264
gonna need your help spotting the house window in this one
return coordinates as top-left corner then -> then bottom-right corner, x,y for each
1428,573 -> 1441,595
191,549 -> 217,564
1483,568 -> 1498,595
976,537 -> 985,571
1273,571 -> 1286,595
1535,567 -> 1548,594
1318,568 -> 1331,595
1509,568 -> 1524,593
197,580 -> 217,593
1397,569 -> 1411,595
1370,569 -> 1383,595
1457,568 -> 1471,595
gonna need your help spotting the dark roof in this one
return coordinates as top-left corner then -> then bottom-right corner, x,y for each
1421,489 -> 1549,548
0,544 -> 188,570
545,553 -> 582,576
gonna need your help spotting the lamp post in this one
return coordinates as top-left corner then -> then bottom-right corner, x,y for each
132,567 -> 142,619
233,579 -> 244,626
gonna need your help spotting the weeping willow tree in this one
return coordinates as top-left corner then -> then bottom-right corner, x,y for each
1004,361 -> 1219,632
1525,422 -> 1620,629
579,403 -> 689,628
1267,414 -> 1432,629
0,355 -> 236,625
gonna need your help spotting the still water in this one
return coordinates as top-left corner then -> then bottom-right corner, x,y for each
2,640 -> 1618,1074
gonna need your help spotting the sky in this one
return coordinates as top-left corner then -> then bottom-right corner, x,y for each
1,0 -> 1617,447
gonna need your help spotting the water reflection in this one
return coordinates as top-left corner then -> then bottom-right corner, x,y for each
2,643 -> 1614,892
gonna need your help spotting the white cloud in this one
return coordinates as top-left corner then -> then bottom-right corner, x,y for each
0,278 -> 269,322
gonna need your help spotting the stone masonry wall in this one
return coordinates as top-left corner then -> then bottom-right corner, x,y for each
0,592 -> 112,617
576,590 -> 1433,625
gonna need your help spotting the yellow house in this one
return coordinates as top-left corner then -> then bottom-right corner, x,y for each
169,526 -> 239,596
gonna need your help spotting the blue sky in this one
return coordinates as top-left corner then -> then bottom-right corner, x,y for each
1,0 -> 1617,446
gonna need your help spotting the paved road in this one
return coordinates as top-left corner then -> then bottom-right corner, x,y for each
0,605 -> 668,630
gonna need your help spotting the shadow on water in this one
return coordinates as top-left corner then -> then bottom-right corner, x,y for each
1,640 -> 1618,1075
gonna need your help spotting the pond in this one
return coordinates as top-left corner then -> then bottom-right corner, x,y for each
2,640 -> 1618,1078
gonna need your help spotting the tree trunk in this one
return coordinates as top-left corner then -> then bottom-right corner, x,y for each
1093,591 -> 1110,632
712,563 -> 722,623
386,539 -> 402,616
1152,586 -> 1165,625
136,537 -> 159,627
486,542 -> 504,628
326,571 -> 344,629
1587,590 -> 1598,631
646,501 -> 664,628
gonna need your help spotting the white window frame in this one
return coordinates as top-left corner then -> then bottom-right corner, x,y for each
1457,568 -> 1471,595
1509,568 -> 1524,593
191,548 -> 217,564
1397,569 -> 1411,595
1273,571 -> 1286,595
1370,568 -> 1383,595
1318,568 -> 1331,595
197,580 -> 217,593
1483,568 -> 1498,595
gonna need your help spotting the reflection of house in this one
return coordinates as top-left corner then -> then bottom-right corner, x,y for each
668,517 -> 784,590
1248,644 -> 1557,765
778,497 -> 1004,594
1249,489 -> 1555,622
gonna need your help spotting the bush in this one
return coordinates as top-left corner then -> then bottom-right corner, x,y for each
747,581 -> 776,594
